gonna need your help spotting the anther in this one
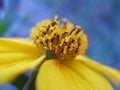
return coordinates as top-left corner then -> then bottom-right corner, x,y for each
46,25 -> 50,31
51,38 -> 54,42
43,32 -> 46,35
51,21 -> 57,26
45,39 -> 48,44
69,27 -> 76,35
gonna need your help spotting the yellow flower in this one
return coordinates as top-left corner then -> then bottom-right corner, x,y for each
0,16 -> 120,90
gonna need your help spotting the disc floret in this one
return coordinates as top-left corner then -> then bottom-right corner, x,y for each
30,16 -> 87,60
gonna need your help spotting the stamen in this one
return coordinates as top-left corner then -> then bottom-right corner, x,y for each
30,16 -> 87,60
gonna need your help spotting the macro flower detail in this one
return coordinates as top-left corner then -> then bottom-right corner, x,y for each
30,16 -> 87,59
0,16 -> 120,90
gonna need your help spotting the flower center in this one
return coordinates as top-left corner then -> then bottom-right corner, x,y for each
30,16 -> 87,60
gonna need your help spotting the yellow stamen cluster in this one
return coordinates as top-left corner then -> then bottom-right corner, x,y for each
30,16 -> 87,59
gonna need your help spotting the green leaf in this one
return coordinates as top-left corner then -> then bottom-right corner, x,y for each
12,74 -> 28,90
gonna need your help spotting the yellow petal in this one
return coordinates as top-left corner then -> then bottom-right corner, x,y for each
0,53 -> 35,66
36,59 -> 113,90
0,38 -> 41,65
75,55 -> 120,85
65,60 -> 113,90
0,55 -> 45,84
0,38 -> 41,54
0,38 -> 45,84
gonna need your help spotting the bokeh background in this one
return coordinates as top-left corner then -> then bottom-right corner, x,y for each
0,0 -> 120,90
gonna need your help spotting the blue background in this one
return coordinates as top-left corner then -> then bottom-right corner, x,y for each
0,0 -> 120,90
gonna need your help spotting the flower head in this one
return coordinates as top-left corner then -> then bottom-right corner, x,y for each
0,16 -> 120,90
30,16 -> 87,59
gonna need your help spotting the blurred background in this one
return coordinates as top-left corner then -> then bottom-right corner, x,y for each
0,0 -> 120,90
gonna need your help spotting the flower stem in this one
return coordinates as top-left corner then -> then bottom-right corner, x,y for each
45,47 -> 52,60
23,58 -> 45,90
